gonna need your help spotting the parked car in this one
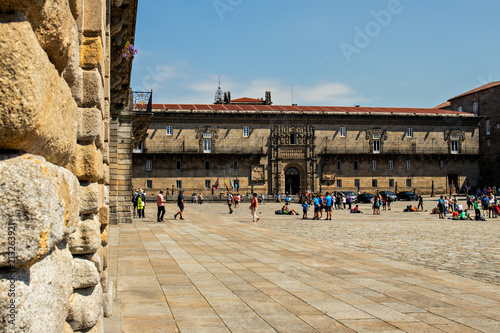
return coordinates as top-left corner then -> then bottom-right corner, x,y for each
379,191 -> 397,202
357,192 -> 374,203
397,191 -> 418,201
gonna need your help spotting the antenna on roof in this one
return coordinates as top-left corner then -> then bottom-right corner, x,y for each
291,85 -> 294,105
214,76 -> 224,104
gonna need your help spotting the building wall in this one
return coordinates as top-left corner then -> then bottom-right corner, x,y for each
0,0 -> 132,331
133,111 -> 480,196
447,86 -> 500,185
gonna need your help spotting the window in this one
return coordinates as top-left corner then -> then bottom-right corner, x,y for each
406,179 -> 412,187
205,161 -> 211,170
373,137 -> 381,154
406,161 -> 411,170
458,106 -> 463,112
372,179 -> 378,188
146,180 -> 152,189
439,160 -> 444,168
176,161 -> 181,171
176,180 -> 182,189
486,119 -> 491,135
336,161 -> 341,170
340,127 -> 346,137
336,179 -> 342,188
406,128 -> 413,138
473,102 -> 478,115
354,161 -> 359,170
451,140 -> 459,154
203,133 -> 212,153
354,179 -> 360,188
243,126 -> 250,137
389,179 -> 394,187
290,133 -> 297,145
146,160 -> 152,171
372,161 -> 376,170
166,126 -> 173,136
388,161 -> 393,171
233,161 -> 239,170
205,180 -> 211,189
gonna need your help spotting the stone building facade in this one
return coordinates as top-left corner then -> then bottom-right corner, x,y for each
133,98 -> 481,197
0,0 -> 138,332
438,82 -> 500,186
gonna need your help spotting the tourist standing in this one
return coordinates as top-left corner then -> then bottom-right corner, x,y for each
325,192 -> 333,220
198,192 -> 203,205
137,189 -> 145,218
174,190 -> 185,220
250,193 -> 260,222
417,196 -> 424,210
227,192 -> 234,214
132,190 -> 138,216
157,190 -> 166,222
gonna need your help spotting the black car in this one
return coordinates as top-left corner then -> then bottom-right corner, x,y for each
357,192 -> 374,203
379,191 -> 397,202
397,191 -> 418,201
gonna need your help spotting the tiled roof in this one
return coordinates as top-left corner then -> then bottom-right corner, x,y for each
230,97 -> 263,103
448,81 -> 500,101
144,104 -> 470,116
434,101 -> 451,109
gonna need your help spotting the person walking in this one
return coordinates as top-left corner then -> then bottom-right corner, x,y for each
324,192 -> 333,220
250,193 -> 260,222
417,195 -> 424,210
227,192 -> 234,214
174,190 -> 185,220
156,190 -> 166,222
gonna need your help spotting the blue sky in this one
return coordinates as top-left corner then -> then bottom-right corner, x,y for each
131,0 -> 500,108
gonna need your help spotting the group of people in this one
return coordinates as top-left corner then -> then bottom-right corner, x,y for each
132,189 -> 147,218
191,193 -> 204,205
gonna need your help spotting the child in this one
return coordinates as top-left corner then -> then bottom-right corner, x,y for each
302,200 -> 309,219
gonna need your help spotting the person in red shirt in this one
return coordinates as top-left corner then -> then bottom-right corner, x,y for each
250,193 -> 260,223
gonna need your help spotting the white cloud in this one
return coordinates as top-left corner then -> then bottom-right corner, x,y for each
133,63 -> 372,106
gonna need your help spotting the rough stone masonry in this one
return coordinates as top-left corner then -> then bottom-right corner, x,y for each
0,0 -> 137,332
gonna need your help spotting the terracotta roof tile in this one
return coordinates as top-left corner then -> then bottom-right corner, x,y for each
146,104 -> 471,116
448,81 -> 500,101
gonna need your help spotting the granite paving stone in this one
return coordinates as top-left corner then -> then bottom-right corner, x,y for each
104,198 -> 500,332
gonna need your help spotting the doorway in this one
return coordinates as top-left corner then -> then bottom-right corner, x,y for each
285,167 -> 300,195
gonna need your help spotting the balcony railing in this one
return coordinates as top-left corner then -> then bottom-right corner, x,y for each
145,141 -> 265,155
321,146 -> 479,155
133,91 -> 153,112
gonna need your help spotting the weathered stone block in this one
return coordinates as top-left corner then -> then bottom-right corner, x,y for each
68,214 -> 101,255
69,0 -> 84,31
82,68 -> 104,110
72,258 -> 100,289
0,13 -> 78,167
66,143 -> 104,183
81,250 -> 103,273
0,242 -> 73,333
103,163 -> 110,185
100,268 -> 109,293
80,36 -> 102,69
83,0 -> 104,34
98,246 -> 108,271
80,183 -> 101,215
102,142 -> 110,164
78,107 -> 103,144
67,283 -> 103,331
63,22 -> 82,103
98,206 -> 109,229
101,226 -> 108,247
0,154 -> 79,268
103,281 -> 113,318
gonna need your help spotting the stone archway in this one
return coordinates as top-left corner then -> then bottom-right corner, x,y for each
284,167 -> 301,195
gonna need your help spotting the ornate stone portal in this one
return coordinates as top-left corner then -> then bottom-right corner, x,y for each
270,125 -> 317,194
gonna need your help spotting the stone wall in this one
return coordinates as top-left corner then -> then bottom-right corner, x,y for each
0,0 -> 129,331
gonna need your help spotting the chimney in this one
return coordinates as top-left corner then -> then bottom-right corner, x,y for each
265,91 -> 272,105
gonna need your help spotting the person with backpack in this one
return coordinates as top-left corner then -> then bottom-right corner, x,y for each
132,190 -> 139,216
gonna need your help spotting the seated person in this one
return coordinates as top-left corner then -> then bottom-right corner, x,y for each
404,205 -> 417,212
350,205 -> 362,213
280,205 -> 299,215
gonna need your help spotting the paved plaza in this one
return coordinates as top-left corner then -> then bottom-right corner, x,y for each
104,197 -> 500,332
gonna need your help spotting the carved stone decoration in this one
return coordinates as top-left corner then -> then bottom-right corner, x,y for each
321,163 -> 336,181
365,128 -> 388,142
251,164 -> 265,181
195,126 -> 219,153
444,130 -> 466,142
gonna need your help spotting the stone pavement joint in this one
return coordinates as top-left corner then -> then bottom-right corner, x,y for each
105,199 -> 500,332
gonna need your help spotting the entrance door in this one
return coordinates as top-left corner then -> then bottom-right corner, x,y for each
448,174 -> 458,193
285,167 -> 300,195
